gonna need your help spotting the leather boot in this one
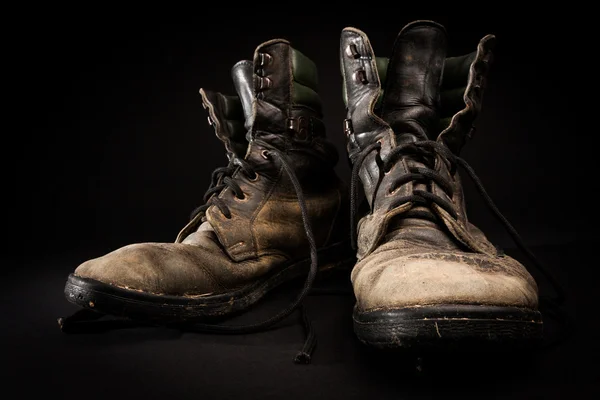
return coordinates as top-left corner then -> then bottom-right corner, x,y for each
340,20 -> 542,348
62,39 -> 353,326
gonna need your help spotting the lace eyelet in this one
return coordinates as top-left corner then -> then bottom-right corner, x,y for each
260,150 -> 270,160
345,43 -> 361,59
386,186 -> 400,196
247,172 -> 260,182
354,69 -> 368,84
383,164 -> 392,175
234,193 -> 247,202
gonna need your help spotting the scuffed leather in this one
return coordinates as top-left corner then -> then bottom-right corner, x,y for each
75,229 -> 287,295
352,219 -> 538,311
341,22 -> 498,259
75,39 -> 349,296
341,20 -> 539,310
203,142 -> 343,262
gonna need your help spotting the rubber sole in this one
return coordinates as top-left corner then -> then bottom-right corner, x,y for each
353,305 -> 543,349
64,241 -> 354,323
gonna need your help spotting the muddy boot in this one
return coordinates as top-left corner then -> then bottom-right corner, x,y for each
340,20 -> 543,349
62,39 -> 353,329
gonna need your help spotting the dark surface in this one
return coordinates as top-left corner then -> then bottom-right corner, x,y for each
2,242 -> 593,398
7,10 -> 596,399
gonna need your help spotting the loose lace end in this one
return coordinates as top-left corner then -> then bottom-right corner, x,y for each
58,309 -> 146,334
58,308 -> 104,333
294,304 -> 317,364
294,352 -> 312,364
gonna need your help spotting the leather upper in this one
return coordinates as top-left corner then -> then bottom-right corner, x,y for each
340,21 -> 498,260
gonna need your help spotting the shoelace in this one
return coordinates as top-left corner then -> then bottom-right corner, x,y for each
350,139 -> 571,346
189,155 -> 259,221
183,144 -> 319,363
58,139 -> 571,358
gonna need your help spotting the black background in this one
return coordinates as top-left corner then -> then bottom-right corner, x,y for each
5,11 -> 597,399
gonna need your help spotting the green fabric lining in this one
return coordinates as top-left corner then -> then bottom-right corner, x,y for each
225,120 -> 245,136
340,50 -> 474,134
374,57 -> 389,109
375,57 -> 389,86
440,86 -> 467,117
441,52 -> 475,90
220,94 -> 243,120
291,48 -> 321,111
291,48 -> 318,90
293,82 -> 321,112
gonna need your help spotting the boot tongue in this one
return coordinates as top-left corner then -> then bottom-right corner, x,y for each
231,60 -> 255,131
378,21 -> 448,233
380,20 -> 447,144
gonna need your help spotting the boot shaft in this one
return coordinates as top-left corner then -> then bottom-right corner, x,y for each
200,39 -> 338,179
178,39 -> 348,261
341,21 -> 497,259
251,39 -> 324,138
341,21 -> 494,156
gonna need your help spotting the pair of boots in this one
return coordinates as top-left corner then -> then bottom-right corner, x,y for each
60,21 -> 546,359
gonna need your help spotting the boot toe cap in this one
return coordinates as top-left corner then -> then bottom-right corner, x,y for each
352,248 -> 539,312
74,242 -> 221,295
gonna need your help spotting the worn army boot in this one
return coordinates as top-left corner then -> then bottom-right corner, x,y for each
340,20 -> 543,348
61,39 -> 353,328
